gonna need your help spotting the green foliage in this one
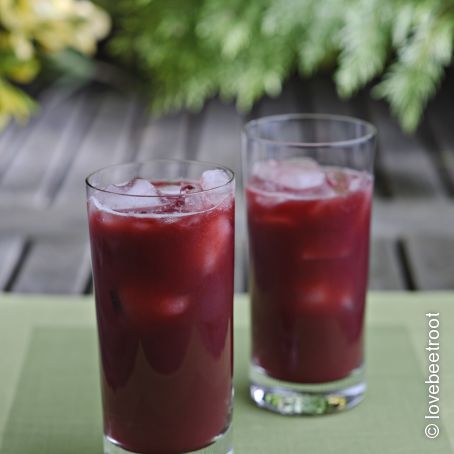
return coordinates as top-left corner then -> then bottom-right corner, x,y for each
103,0 -> 454,132
374,2 -> 454,131
0,78 -> 36,129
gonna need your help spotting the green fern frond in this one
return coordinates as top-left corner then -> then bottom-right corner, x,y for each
262,0 -> 310,35
374,3 -> 454,131
297,1 -> 345,75
103,0 -> 454,132
335,0 -> 392,97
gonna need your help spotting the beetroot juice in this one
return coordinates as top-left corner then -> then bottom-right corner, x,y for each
243,114 -> 376,415
246,159 -> 373,384
87,162 -> 234,454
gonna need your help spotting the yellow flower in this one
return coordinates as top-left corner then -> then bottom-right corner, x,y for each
70,1 -> 111,55
0,0 -> 111,56
9,33 -> 34,59
0,31 -> 33,59
0,0 -> 111,129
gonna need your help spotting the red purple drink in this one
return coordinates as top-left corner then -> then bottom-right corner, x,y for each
243,115 -> 376,415
247,160 -> 372,382
86,161 -> 234,453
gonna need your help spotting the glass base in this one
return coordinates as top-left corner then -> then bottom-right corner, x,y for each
249,363 -> 366,415
103,423 -> 233,454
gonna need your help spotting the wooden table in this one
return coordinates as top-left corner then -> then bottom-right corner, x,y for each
0,77 -> 453,294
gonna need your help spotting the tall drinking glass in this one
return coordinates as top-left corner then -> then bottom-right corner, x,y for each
243,114 -> 376,415
86,160 -> 234,453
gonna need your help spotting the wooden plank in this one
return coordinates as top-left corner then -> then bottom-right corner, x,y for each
403,234 -> 454,290
135,112 -> 188,160
0,206 -> 87,236
367,99 -> 446,198
310,76 -> 362,117
33,90 -> 102,206
425,88 -> 454,193
0,91 -> 101,207
196,99 -> 242,172
238,229 -> 250,292
369,238 -> 405,290
12,236 -> 91,294
372,200 -> 454,238
0,123 -> 21,176
54,93 -> 140,208
0,87 -> 66,181
257,78 -> 312,117
234,193 -> 248,293
0,235 -> 26,290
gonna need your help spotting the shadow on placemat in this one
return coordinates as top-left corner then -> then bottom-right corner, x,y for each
0,325 -> 451,453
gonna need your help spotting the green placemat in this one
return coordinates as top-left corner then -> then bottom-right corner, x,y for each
0,293 -> 453,453
233,326 -> 450,453
0,327 -> 101,453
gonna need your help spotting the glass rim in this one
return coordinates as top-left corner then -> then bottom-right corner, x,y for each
243,113 -> 377,149
85,158 -> 235,198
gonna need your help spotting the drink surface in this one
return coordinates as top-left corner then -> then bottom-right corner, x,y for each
246,159 -> 372,383
88,172 -> 234,453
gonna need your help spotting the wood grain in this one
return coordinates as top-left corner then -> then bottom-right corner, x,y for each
367,100 -> 446,199
12,236 -> 91,294
0,80 -> 453,293
369,238 -> 405,290
403,234 -> 454,290
0,236 -> 26,290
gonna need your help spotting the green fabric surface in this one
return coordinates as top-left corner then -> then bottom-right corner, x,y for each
1,327 -> 102,454
0,293 -> 453,453
234,326 -> 450,453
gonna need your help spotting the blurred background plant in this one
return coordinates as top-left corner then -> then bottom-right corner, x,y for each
103,0 -> 454,132
2,0 -> 454,132
0,0 -> 110,128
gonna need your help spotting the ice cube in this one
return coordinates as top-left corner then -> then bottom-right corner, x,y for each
251,160 -> 277,183
123,178 -> 159,196
348,173 -> 364,192
120,286 -> 191,327
253,159 -> 325,191
326,169 -> 350,194
201,169 -> 230,190
156,295 -> 190,317
300,229 -> 353,260
201,215 -> 232,273
96,178 -> 163,212
183,193 -> 208,213
295,281 -> 354,313
200,169 -> 232,207
180,182 -> 201,194
301,283 -> 328,306
158,183 -> 183,196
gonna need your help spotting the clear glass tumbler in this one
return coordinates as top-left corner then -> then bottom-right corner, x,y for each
242,114 -> 376,415
86,160 -> 235,453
